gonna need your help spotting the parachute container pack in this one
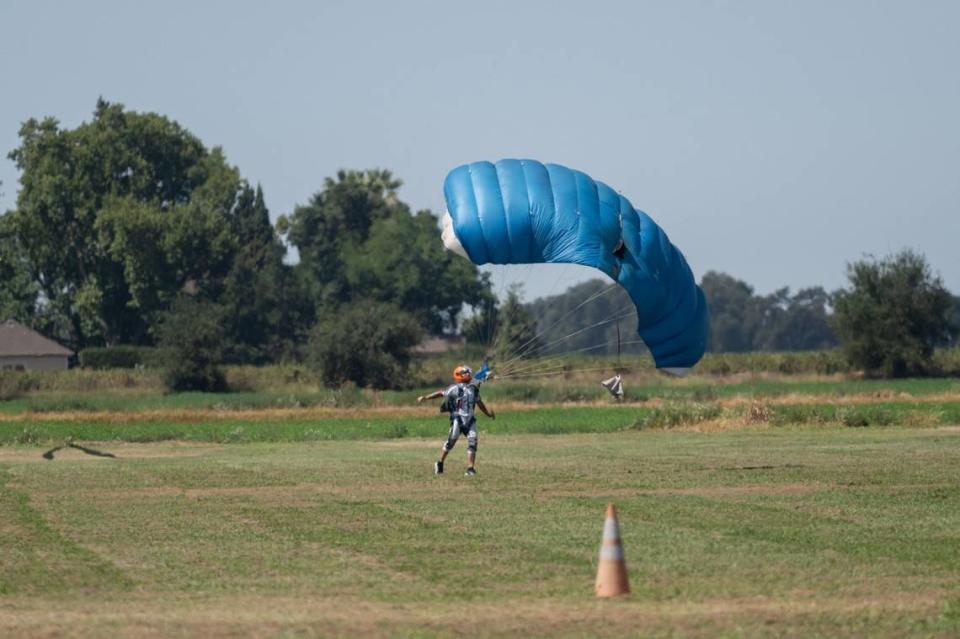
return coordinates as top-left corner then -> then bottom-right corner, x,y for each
442,159 -> 708,375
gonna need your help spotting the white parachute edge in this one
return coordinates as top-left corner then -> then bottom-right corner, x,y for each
659,367 -> 690,378
441,210 -> 469,259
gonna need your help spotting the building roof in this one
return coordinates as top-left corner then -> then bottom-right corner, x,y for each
0,319 -> 74,357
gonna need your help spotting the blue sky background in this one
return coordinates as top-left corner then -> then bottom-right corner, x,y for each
1,0 -> 957,300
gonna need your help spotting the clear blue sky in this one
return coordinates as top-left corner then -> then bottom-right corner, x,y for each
2,0 -> 958,300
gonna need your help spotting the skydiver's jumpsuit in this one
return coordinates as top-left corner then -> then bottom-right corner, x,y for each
441,381 -> 480,456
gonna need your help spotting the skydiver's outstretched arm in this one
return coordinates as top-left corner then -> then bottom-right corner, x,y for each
417,390 -> 444,403
477,398 -> 495,420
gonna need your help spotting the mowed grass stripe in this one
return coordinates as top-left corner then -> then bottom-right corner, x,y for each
1,429 -> 959,637
0,468 -> 133,595
2,401 -> 960,445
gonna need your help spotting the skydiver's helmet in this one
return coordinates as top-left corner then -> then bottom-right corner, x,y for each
453,365 -> 472,384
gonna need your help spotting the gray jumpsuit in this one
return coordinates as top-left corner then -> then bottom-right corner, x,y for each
441,381 -> 480,453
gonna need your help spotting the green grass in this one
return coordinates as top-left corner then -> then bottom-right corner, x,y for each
2,346 -> 960,402
2,400 -> 959,446
1,376 -> 958,415
0,407 -> 632,444
2,427 -> 959,637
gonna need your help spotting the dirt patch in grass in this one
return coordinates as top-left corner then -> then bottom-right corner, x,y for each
23,481 -> 464,504
0,591 -> 948,639
711,391 -> 960,408
542,482 -> 823,499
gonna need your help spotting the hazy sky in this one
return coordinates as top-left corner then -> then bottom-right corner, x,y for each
1,0 -> 958,301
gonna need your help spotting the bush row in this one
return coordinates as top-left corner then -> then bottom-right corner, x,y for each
631,401 -> 938,430
79,346 -> 165,369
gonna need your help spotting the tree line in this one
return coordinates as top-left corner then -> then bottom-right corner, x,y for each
513,254 -> 959,378
1,100 -> 957,386
0,100 -> 488,388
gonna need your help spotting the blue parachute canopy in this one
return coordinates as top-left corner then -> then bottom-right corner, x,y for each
442,159 -> 708,373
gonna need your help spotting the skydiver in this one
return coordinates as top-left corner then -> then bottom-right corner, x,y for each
417,364 -> 495,476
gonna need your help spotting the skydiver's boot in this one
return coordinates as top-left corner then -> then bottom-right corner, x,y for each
465,467 -> 477,476
434,461 -> 444,475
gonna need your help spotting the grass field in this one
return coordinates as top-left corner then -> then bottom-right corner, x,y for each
2,424 -> 960,637
2,373 -> 960,637
1,375 -> 959,446
3,374 -> 959,415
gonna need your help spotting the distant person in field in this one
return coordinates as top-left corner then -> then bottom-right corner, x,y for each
417,364 -> 495,476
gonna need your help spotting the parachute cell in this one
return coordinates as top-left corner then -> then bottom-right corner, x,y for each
442,159 -> 708,373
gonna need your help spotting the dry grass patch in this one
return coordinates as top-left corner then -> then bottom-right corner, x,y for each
0,592 -> 951,639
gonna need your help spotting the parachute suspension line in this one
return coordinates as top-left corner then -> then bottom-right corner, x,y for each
496,308 -> 637,379
486,260 -> 575,371
496,307 -> 638,377
481,268 -> 496,357
495,339 -> 646,380
501,300 -> 637,365
616,317 -> 622,374
488,266 -> 528,363
484,264 -> 508,357
477,263 -> 510,366
496,364 -> 640,381
484,260 -> 535,365
496,332 -> 639,380
494,283 -> 621,374
497,281 -> 620,369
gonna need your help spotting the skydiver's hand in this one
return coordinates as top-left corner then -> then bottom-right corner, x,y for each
417,396 -> 425,404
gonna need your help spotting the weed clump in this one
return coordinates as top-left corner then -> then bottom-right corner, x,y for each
633,402 -> 722,430
0,372 -> 32,401
836,406 -> 897,427
745,403 -> 773,423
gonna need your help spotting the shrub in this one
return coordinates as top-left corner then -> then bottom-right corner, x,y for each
833,250 -> 956,377
769,405 -> 832,426
0,371 -> 30,401
154,297 -> 228,392
836,406 -> 897,428
633,402 -> 722,429
306,301 -> 422,390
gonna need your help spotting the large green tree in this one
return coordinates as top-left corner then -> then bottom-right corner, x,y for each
282,170 -> 488,334
7,99 -> 238,347
342,210 -> 485,333
0,213 -> 38,321
832,250 -> 956,377
952,296 -> 960,347
282,170 -> 403,308
218,184 -> 307,363
6,99 -> 296,358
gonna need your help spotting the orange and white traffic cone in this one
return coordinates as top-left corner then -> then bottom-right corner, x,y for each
595,502 -> 630,597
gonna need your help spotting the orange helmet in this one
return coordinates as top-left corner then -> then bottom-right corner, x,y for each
453,365 -> 473,383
